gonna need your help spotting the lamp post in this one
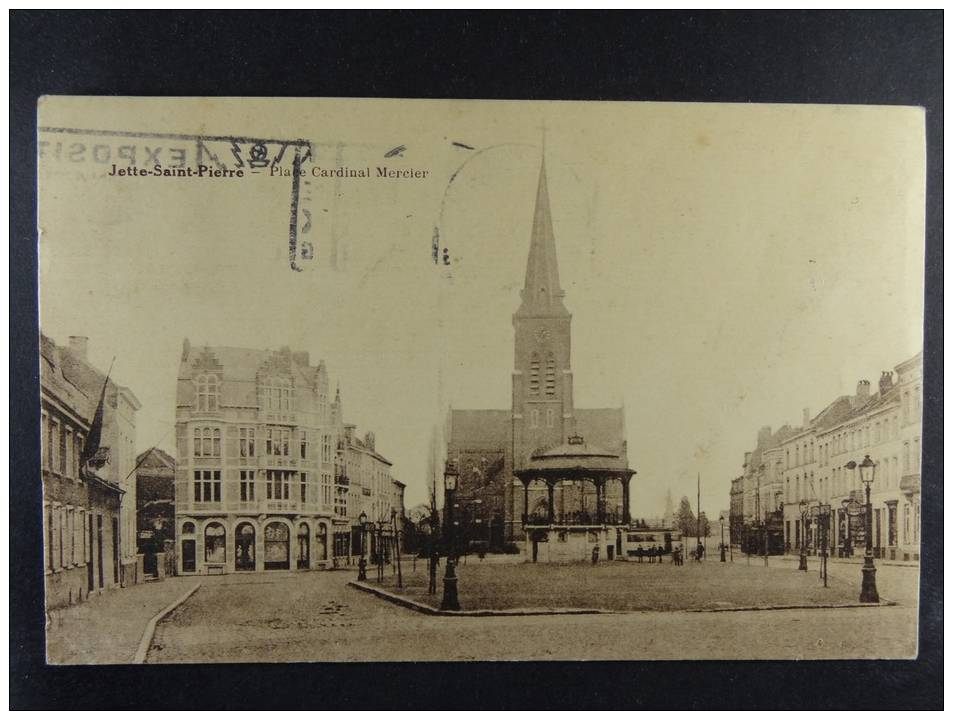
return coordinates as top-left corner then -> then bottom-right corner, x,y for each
798,499 -> 808,571
440,462 -> 461,611
848,456 -> 880,603
719,515 -> 726,562
357,511 -> 368,581
819,503 -> 831,588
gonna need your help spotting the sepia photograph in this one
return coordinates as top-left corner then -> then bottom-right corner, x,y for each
34,95 -> 926,665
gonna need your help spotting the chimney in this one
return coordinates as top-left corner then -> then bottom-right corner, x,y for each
344,424 -> 356,444
68,336 -> 89,361
181,337 -> 191,362
879,371 -> 894,395
364,431 -> 375,451
743,451 -> 751,468
802,407 -> 811,427
856,379 -> 871,399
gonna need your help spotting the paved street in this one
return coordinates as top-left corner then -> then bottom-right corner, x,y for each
143,563 -> 918,662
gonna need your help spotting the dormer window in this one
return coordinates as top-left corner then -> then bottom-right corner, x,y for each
195,374 -> 219,411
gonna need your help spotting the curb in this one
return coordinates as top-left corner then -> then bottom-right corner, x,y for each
133,582 -> 202,664
348,581 -> 605,617
350,581 -> 897,617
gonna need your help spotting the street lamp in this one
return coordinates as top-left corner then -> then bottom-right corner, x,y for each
798,499 -> 809,571
718,514 -> 726,562
848,456 -> 880,603
357,511 -> 368,581
441,462 -> 461,611
819,503 -> 831,588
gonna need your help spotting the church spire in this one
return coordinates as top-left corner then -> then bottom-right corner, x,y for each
517,156 -> 568,316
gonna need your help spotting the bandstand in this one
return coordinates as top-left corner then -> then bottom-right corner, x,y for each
516,434 -> 636,563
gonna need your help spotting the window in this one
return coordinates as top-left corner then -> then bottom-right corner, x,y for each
64,427 -> 74,478
545,358 -> 556,397
529,355 -> 540,396
300,430 -> 309,459
903,441 -> 910,474
182,522 -> 196,536
530,409 -> 539,429
300,472 -> 308,503
196,374 -> 219,411
266,471 -> 292,500
261,377 -> 293,411
75,433 -> 84,476
546,409 -> 555,428
194,427 -> 221,457
41,412 -> 48,471
205,523 -> 226,563
193,470 -> 222,502
240,470 -> 256,502
913,437 -> 920,476
266,428 -> 291,456
50,419 -> 60,473
322,434 -> 332,463
239,427 -> 256,457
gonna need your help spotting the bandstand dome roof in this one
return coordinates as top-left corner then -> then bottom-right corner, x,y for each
521,434 -> 632,474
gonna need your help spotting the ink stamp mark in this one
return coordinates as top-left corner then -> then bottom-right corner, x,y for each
38,126 -> 315,272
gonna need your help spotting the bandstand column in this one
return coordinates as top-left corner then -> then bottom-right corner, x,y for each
596,478 -> 606,525
522,478 -> 529,525
622,474 -> 631,525
546,480 -> 555,524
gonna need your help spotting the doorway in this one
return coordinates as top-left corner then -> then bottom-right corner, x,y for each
264,522 -> 290,570
296,523 -> 310,570
96,515 -> 104,588
87,513 -> 94,591
235,523 -> 255,571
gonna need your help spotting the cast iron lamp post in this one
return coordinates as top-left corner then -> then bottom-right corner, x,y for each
440,463 -> 461,611
848,456 -> 880,603
357,511 -> 368,581
819,502 -> 831,588
719,515 -> 726,562
798,499 -> 809,571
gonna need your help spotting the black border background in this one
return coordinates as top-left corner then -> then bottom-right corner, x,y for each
10,10 -> 942,710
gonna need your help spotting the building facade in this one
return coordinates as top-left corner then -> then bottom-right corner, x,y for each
447,157 -> 629,543
735,352 -> 922,563
174,341 -> 398,574
41,333 -> 124,610
135,447 -> 176,578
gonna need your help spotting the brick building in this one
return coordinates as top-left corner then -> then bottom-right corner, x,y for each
41,333 -> 124,610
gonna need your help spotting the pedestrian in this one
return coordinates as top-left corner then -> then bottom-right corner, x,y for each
636,546 -> 643,563
591,546 -> 599,565
696,542 -> 705,562
658,546 -> 664,564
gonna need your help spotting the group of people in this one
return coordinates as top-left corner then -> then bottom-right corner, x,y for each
632,545 -> 668,563
631,542 -> 704,565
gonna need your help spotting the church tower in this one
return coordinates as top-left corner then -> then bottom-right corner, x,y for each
512,157 -> 574,469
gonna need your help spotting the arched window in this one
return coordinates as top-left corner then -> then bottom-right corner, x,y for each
204,523 -> 226,563
297,523 -> 310,569
546,409 -> 555,428
545,357 -> 556,397
235,523 -> 255,571
264,522 -> 290,570
196,374 -> 219,411
530,409 -> 539,429
182,522 -> 195,536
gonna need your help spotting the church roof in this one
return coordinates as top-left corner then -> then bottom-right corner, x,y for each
516,156 -> 568,318
448,409 -> 510,450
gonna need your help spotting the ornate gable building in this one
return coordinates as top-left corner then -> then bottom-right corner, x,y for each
447,158 -> 630,545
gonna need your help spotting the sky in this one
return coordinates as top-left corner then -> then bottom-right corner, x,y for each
38,98 -> 926,518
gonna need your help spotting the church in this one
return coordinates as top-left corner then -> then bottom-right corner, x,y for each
446,155 -> 633,555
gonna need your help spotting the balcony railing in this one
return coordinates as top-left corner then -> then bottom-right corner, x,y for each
334,474 -> 350,486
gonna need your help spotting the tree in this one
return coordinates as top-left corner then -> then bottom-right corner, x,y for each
698,511 -> 712,538
675,496 -> 696,538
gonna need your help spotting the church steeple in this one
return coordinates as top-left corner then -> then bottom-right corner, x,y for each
517,157 -> 568,317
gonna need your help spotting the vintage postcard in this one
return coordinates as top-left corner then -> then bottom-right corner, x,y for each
37,97 -> 924,663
